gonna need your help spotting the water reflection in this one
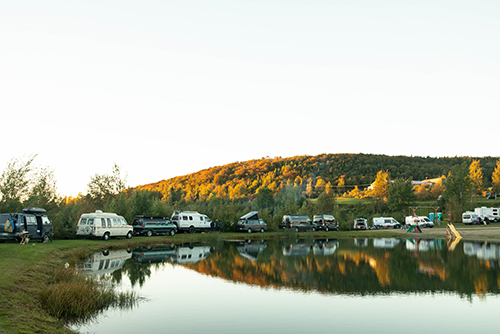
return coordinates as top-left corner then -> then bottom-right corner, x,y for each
72,238 -> 500,334
81,238 -> 500,299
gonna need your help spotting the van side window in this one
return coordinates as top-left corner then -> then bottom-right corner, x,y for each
182,216 -> 187,220
101,218 -> 106,228
112,219 -> 117,226
107,218 -> 111,228
189,216 -> 193,221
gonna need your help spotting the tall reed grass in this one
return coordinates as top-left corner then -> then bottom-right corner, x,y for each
39,266 -> 138,322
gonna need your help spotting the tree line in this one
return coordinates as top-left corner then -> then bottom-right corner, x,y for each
1,154 -> 500,238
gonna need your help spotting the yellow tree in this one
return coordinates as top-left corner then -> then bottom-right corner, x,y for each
368,170 -> 390,200
492,158 -> 500,195
469,160 -> 484,196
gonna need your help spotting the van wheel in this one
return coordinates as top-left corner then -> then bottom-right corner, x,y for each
282,226 -> 286,230
325,227 -> 329,232
312,227 -> 316,232
295,227 -> 299,232
247,228 -> 252,233
102,233 -> 110,241
126,231 -> 132,239
147,230 -> 153,237
169,229 -> 175,236
260,228 -> 265,233
189,226 -> 195,234
42,234 -> 52,243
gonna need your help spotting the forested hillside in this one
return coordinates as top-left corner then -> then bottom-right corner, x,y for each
136,154 -> 499,202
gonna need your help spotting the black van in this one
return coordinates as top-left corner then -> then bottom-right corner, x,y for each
0,207 -> 53,242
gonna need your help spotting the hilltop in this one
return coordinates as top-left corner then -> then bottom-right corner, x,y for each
135,153 -> 499,201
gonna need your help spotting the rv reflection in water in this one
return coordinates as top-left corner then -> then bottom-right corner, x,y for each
80,249 -> 132,277
171,246 -> 211,264
464,242 -> 500,260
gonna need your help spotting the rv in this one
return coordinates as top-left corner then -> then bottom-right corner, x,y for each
372,217 -> 401,229
474,207 -> 500,223
462,211 -> 480,225
236,211 -> 267,233
171,211 -> 213,233
405,216 -> 435,228
76,210 -> 133,240
0,207 -> 53,242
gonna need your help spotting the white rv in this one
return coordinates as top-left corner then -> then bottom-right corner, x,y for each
171,211 -> 213,233
372,217 -> 401,229
462,211 -> 479,225
474,207 -> 500,223
76,210 -> 133,240
405,216 -> 434,228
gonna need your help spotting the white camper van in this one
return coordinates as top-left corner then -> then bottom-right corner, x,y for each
372,217 -> 401,229
405,216 -> 434,228
474,207 -> 500,223
462,211 -> 479,225
171,211 -> 213,233
76,210 -> 133,240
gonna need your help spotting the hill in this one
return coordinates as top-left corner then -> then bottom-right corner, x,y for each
136,153 -> 499,202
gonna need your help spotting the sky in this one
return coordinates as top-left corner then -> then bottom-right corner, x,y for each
1,0 -> 499,197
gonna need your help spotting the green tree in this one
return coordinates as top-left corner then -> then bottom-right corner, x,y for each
469,159 -> 484,196
0,154 -> 37,212
387,178 -> 416,221
87,163 -> 127,206
443,163 -> 473,223
255,187 -> 275,212
316,192 -> 335,214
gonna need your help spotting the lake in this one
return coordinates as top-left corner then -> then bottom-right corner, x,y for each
71,238 -> 500,333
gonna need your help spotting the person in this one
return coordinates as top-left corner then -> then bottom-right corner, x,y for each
217,220 -> 221,233
210,220 -> 215,232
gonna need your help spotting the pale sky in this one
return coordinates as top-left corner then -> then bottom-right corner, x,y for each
1,1 -> 499,197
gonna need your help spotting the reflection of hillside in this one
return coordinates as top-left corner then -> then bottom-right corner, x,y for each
106,239 -> 500,298
337,250 -> 391,287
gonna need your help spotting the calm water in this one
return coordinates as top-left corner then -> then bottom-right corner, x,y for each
71,238 -> 500,333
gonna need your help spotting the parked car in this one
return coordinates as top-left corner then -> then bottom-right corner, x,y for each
76,210 -> 133,240
0,207 -> 53,242
372,217 -> 401,229
236,211 -> 267,233
353,218 -> 368,230
313,214 -> 339,231
279,214 -> 315,232
132,216 -> 177,236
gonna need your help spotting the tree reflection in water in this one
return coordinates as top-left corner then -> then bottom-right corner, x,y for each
86,238 -> 500,300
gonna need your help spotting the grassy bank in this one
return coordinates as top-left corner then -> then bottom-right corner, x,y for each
1,225 -> 499,333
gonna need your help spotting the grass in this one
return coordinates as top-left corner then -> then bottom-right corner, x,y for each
0,226 -> 497,333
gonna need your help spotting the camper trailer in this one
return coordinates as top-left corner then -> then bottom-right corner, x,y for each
474,207 -> 500,223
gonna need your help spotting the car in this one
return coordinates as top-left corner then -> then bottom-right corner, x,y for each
236,212 -> 267,233
279,214 -> 315,232
313,214 -> 339,231
132,216 -> 177,236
